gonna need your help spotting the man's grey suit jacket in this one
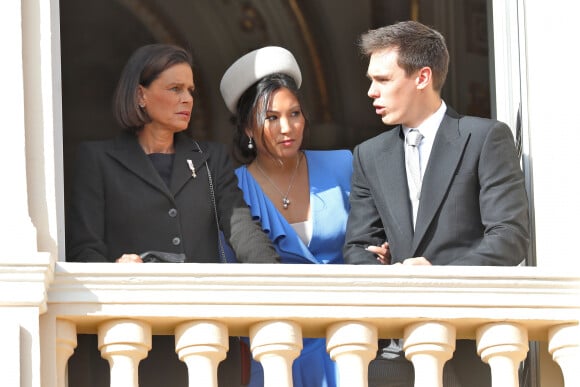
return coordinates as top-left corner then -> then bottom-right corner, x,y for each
344,107 -> 529,266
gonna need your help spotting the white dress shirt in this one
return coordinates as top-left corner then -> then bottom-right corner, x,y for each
402,100 -> 447,226
402,100 -> 447,179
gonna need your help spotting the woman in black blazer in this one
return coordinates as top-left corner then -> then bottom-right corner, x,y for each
66,44 -> 279,264
65,44 -> 279,387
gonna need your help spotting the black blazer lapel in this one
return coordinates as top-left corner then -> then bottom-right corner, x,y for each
376,127 -> 415,247
170,133 -> 209,196
107,132 -> 172,198
413,111 -> 470,252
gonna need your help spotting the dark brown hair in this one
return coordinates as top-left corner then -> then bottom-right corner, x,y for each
113,44 -> 193,132
359,21 -> 449,92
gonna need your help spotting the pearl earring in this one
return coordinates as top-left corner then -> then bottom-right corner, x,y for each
248,137 -> 254,150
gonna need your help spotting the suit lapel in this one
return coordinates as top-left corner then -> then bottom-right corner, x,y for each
107,132 -> 173,198
376,127 -> 415,246
106,132 -> 209,200
170,133 -> 209,196
413,111 -> 469,252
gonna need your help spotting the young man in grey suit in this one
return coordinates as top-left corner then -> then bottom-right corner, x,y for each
343,21 -> 530,387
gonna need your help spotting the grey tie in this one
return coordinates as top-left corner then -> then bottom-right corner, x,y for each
405,129 -> 424,228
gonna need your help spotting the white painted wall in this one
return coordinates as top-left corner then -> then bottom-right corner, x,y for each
521,1 -> 580,267
0,1 -> 39,255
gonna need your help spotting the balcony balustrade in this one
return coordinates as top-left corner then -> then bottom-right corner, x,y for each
2,260 -> 579,387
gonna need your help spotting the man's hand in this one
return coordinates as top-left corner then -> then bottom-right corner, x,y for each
116,253 -> 143,263
393,257 -> 431,266
366,242 -> 391,265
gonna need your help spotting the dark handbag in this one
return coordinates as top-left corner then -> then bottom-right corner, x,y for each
140,251 -> 186,263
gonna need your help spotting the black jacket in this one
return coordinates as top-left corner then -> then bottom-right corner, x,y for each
66,130 -> 279,263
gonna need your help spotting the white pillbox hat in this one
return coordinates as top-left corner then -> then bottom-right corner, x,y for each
220,46 -> 302,114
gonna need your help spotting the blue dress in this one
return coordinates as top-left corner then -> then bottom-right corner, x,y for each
234,150 -> 353,387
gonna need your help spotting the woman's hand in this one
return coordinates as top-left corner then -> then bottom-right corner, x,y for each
116,253 -> 143,263
366,242 -> 391,265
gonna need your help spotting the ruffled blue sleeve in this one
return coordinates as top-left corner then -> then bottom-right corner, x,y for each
235,166 -> 317,263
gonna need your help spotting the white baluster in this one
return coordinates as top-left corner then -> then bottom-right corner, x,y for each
549,323 -> 580,386
326,321 -> 377,387
476,323 -> 528,387
56,319 -> 77,387
403,321 -> 455,387
98,319 -> 152,387
174,320 -> 228,387
250,320 -> 302,387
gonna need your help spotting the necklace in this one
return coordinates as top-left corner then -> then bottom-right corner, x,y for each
255,153 -> 302,210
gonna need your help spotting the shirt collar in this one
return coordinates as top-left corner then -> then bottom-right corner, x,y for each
403,100 -> 447,139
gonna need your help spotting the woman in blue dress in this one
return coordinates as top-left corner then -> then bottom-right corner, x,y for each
219,46 -> 352,387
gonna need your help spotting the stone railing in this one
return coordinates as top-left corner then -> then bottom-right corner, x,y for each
19,262 -> 580,386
